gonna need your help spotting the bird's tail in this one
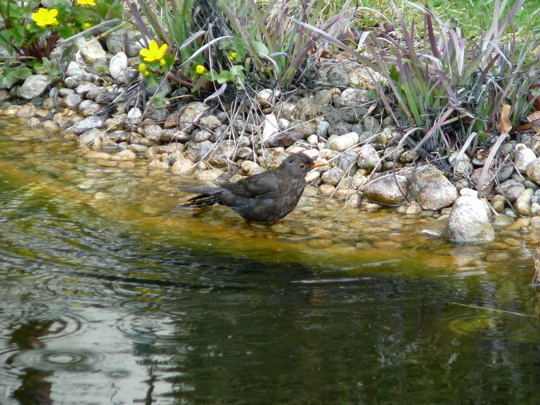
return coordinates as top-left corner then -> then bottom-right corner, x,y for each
181,187 -> 222,208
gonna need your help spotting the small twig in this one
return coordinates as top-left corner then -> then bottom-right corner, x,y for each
449,302 -> 537,318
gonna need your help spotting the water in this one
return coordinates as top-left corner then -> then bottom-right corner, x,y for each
1,116 -> 540,404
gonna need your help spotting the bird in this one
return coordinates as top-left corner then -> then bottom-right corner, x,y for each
182,152 -> 324,222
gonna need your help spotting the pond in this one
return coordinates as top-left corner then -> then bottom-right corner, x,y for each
1,116 -> 539,404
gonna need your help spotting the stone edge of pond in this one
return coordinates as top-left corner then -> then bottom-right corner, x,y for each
0,35 -> 539,245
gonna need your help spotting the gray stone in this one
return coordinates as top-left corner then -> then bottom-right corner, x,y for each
495,179 -> 525,203
179,102 -> 210,130
62,93 -> 82,109
19,75 -> 50,99
171,157 -> 194,175
357,144 -> 379,170
185,140 -> 213,162
78,100 -> 101,116
74,115 -> 105,134
410,166 -> 458,211
337,151 -> 358,171
322,167 -> 345,186
75,37 -> 107,64
79,128 -> 101,146
447,195 -> 495,243
316,120 -> 330,138
161,129 -> 190,143
339,88 -> 370,106
143,125 -> 163,143
364,174 -> 409,206
199,115 -> 222,130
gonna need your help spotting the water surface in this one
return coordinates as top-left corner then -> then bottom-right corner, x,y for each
1,116 -> 539,404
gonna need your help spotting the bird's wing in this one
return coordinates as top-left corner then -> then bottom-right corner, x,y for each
221,172 -> 279,198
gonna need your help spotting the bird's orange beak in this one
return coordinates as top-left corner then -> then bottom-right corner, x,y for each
312,162 -> 326,168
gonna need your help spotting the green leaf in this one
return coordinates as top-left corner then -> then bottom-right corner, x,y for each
216,70 -> 233,84
252,41 -> 269,57
389,65 -> 400,83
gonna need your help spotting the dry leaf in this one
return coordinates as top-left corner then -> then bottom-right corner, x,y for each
497,104 -> 512,134
261,112 -> 279,142
526,111 -> 540,134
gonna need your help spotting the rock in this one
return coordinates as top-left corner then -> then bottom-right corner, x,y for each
526,157 -> 540,184
161,129 -> 190,143
491,194 -> 506,212
339,88 -> 371,106
143,125 -> 163,143
19,75 -> 50,99
209,140 -> 235,167
79,128 -> 101,146
241,160 -> 264,176
111,149 -> 136,161
256,89 -> 280,107
356,144 -> 379,170
325,65 -> 350,86
316,120 -> 330,138
192,129 -> 212,143
447,195 -> 495,243
319,184 -> 335,195
75,37 -> 107,64
514,188 -> 534,215
74,115 -> 105,134
62,93 -> 82,109
514,143 -> 536,173
127,107 -> 143,123
400,149 -> 419,163
322,167 -> 345,186
195,169 -> 223,183
337,151 -> 358,171
199,115 -> 222,130
296,97 -> 321,120
495,179 -> 525,203
327,132 -> 359,152
185,140 -> 213,162
179,102 -> 209,130
364,174 -> 409,206
409,166 -> 458,211
307,134 -> 319,145
171,156 -> 194,175
109,52 -> 129,83
449,151 -> 473,176
78,100 -> 101,116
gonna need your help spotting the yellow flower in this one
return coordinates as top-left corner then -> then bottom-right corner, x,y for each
77,0 -> 97,6
143,71 -> 150,77
81,22 -> 92,30
140,40 -> 168,63
159,58 -> 166,67
229,52 -> 238,62
195,65 -> 207,75
31,8 -> 59,28
138,63 -> 147,73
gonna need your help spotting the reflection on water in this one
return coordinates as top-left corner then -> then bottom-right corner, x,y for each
1,116 -> 540,404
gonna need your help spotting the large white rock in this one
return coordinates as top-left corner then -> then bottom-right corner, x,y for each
19,75 -> 50,99
447,195 -> 495,243
109,52 -> 128,82
514,143 -> 536,173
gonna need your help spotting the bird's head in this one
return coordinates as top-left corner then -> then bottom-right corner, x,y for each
279,152 -> 325,177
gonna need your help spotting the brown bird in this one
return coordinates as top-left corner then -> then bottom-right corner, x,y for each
183,152 -> 324,222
